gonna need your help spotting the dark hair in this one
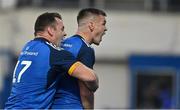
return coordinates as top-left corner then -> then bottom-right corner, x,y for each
77,8 -> 106,24
34,12 -> 62,36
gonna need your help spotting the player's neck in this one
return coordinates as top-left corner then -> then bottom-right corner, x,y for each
76,31 -> 92,45
36,32 -> 57,46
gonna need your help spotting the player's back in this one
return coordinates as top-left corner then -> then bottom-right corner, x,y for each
51,35 -> 95,109
5,38 -> 61,109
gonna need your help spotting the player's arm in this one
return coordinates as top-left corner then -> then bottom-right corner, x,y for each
78,48 -> 99,92
56,49 -> 97,109
72,63 -> 99,92
68,61 -> 99,87
79,81 -> 94,109
82,73 -> 99,92
51,49 -> 98,84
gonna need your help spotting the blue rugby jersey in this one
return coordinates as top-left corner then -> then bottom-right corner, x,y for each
51,35 -> 95,109
5,37 -> 76,109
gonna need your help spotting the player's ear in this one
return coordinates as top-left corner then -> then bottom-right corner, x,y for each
47,26 -> 54,36
88,21 -> 94,32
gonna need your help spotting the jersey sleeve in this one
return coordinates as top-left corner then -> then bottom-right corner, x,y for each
77,47 -> 95,69
50,49 -> 79,75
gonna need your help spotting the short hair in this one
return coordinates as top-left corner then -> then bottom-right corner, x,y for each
34,12 -> 62,36
77,8 -> 106,24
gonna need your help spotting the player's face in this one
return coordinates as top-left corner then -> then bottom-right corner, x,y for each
92,15 -> 107,45
54,18 -> 66,46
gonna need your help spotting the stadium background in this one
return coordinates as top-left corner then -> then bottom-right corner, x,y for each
1,0 -> 180,109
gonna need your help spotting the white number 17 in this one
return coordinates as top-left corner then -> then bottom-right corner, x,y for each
13,60 -> 32,83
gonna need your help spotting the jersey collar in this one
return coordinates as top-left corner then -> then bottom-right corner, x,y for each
34,37 -> 61,50
34,37 -> 50,43
75,34 -> 92,48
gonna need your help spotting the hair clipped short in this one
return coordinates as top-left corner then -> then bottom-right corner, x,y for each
34,12 -> 62,36
77,8 -> 106,24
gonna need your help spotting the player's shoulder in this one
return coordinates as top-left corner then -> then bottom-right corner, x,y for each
63,35 -> 83,44
21,38 -> 50,55
49,47 -> 75,65
62,35 -> 83,49
67,35 -> 92,48
28,37 -> 67,57
45,41 -> 74,58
